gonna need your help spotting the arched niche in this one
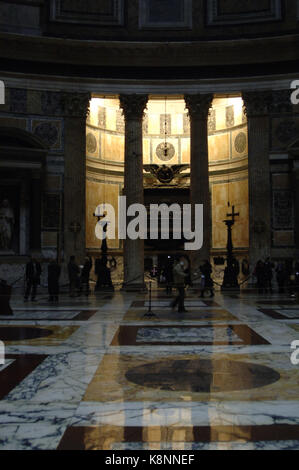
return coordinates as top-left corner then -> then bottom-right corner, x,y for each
0,127 -> 48,257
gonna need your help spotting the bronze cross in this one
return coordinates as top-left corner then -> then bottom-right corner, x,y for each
226,205 -> 239,224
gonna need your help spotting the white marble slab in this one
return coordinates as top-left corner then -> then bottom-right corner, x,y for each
136,326 -> 243,343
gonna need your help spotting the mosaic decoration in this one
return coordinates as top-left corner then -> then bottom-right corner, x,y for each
97,106 -> 106,128
86,133 -> 97,154
142,113 -> 149,134
234,131 -> 247,154
116,109 -> 125,133
208,109 -> 216,132
34,121 -> 59,148
183,113 -> 190,134
226,105 -> 235,127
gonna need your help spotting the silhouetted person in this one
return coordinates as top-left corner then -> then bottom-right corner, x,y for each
199,259 -> 214,298
68,256 -> 80,297
80,256 -> 92,296
24,256 -> 41,301
254,260 -> 266,294
0,279 -> 13,315
95,256 -> 114,291
170,258 -> 188,313
264,257 -> 274,294
162,259 -> 173,295
276,262 -> 287,294
48,259 -> 61,302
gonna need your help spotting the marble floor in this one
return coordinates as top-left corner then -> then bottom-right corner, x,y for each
0,289 -> 299,450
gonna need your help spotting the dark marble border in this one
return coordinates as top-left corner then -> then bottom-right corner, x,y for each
0,354 -> 47,400
257,300 -> 298,306
0,310 -> 97,321
259,308 -> 299,320
110,324 -> 270,346
131,300 -> 220,308
57,424 -> 299,450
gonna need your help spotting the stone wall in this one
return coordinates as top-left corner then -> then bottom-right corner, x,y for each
1,0 -> 298,40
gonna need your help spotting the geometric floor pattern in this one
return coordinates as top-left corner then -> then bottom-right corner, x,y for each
0,290 -> 299,449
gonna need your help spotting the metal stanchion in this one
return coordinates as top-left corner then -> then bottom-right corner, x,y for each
143,278 -> 157,318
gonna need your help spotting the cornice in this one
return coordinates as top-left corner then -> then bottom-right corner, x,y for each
0,33 -> 299,68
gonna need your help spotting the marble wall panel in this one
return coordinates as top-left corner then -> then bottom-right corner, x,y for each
86,179 -> 120,250
212,179 -> 249,249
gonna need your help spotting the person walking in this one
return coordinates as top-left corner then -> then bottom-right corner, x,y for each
170,257 -> 188,313
48,259 -> 61,302
199,259 -> 214,298
24,256 -> 42,301
68,255 -> 80,297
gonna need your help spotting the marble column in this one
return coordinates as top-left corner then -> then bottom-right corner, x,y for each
119,94 -> 148,291
242,91 -> 272,266
185,94 -> 213,269
63,92 -> 90,264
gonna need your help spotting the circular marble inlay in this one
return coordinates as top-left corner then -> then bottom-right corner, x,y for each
86,133 -> 97,153
34,122 -> 59,148
156,142 -> 175,162
0,327 -> 53,341
234,132 -> 247,154
125,359 -> 280,393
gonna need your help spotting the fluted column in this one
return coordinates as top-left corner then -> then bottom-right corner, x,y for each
185,94 -> 213,267
63,92 -> 90,264
119,94 -> 148,291
242,91 -> 272,266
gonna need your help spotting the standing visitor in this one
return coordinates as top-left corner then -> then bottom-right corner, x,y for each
170,257 -> 188,313
24,256 -> 42,301
48,259 -> 61,302
199,259 -> 214,298
68,255 -> 80,297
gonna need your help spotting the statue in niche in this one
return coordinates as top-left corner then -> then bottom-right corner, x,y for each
0,199 -> 15,251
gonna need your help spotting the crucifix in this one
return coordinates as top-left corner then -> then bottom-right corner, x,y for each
93,210 -> 108,254
221,205 -> 240,291
93,210 -> 114,292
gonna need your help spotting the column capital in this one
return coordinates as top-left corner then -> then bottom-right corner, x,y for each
242,90 -> 272,117
119,94 -> 148,120
270,89 -> 293,114
184,93 -> 213,120
63,92 -> 91,118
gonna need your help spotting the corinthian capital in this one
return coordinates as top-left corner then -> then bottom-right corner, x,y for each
119,94 -> 148,120
63,92 -> 91,117
242,91 -> 272,118
184,94 -> 213,120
